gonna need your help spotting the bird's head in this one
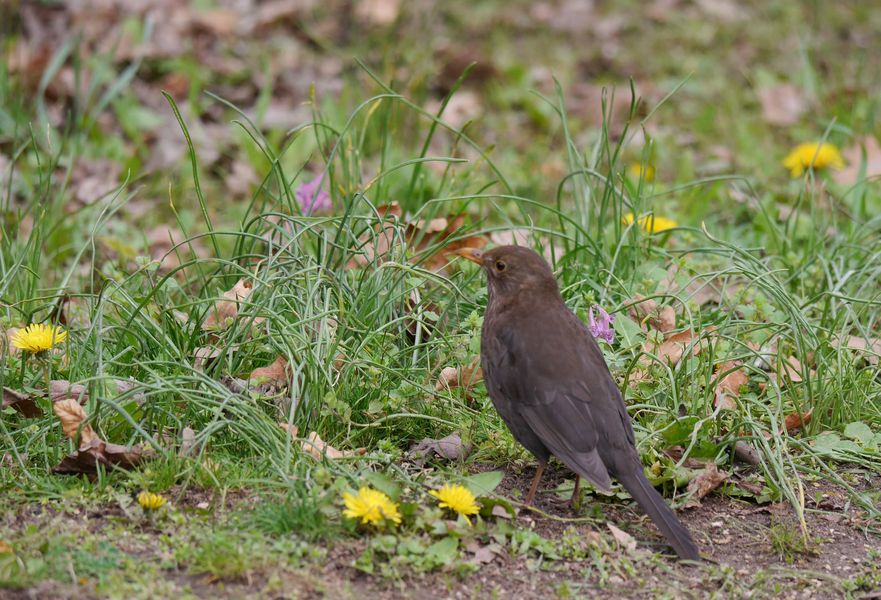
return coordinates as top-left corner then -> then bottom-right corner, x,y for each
454,245 -> 559,298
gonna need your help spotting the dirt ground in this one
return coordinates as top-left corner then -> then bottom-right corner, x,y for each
4,463 -> 878,600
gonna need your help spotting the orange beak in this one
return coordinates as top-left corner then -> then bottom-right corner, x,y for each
452,247 -> 484,264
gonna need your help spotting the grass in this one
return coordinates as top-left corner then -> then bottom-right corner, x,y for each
2,0 -> 881,596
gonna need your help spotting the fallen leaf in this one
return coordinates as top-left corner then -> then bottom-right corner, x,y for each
202,279 -> 254,331
778,355 -> 814,384
644,327 -> 715,365
53,438 -> 149,476
53,399 -> 97,445
782,410 -> 812,433
607,523 -> 637,552
685,463 -> 729,508
833,334 -> 881,365
733,440 -> 761,465
301,432 -> 366,460
757,84 -> 808,126
434,358 -> 483,393
409,433 -> 471,462
49,379 -> 140,404
653,305 -> 676,333
249,356 -> 290,387
713,361 -> 748,411
2,387 -> 41,418
180,426 -> 197,456
4,328 -> 21,356
833,137 -> 881,186
279,423 -> 299,438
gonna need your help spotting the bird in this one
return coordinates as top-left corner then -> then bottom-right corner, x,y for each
454,245 -> 701,560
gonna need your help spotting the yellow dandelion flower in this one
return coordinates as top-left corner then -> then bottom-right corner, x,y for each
342,487 -> 401,526
622,212 -> 678,233
783,142 -> 845,178
10,323 -> 67,353
626,163 -> 655,182
429,484 -> 480,518
137,491 -> 167,511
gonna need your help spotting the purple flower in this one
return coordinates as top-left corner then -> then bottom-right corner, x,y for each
588,304 -> 615,344
296,174 -> 331,214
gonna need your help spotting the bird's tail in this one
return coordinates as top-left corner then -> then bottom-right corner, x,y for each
616,468 -> 701,560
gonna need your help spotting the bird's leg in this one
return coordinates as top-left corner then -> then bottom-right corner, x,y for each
570,475 -> 581,510
524,462 -> 546,506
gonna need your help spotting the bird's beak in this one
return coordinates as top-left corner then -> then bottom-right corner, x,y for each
452,247 -> 484,264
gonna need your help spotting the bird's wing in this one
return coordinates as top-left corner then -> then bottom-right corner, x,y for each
518,394 -> 613,492
491,314 -> 621,492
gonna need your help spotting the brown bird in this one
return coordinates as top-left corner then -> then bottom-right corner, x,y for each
456,245 -> 700,560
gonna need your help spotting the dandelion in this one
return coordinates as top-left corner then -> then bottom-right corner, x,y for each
295,174 -> 332,214
621,213 -> 678,233
626,163 -> 655,182
783,142 -> 844,178
10,323 -> 67,353
588,305 -> 615,344
342,487 -> 401,526
137,491 -> 167,511
429,484 -> 480,519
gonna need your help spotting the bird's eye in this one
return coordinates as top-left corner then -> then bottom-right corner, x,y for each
495,260 -> 506,272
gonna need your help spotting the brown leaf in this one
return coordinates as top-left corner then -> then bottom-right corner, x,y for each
733,440 -> 761,466
652,305 -> 677,333
833,137 -> 881,186
607,523 -> 637,552
202,279 -> 254,331
782,410 -> 812,433
302,432 -> 366,460
2,387 -> 41,418
249,356 -> 290,387
4,327 -> 21,356
409,433 -> 470,463
53,399 -> 97,445
685,463 -> 729,508
713,361 -> 748,411
53,438 -> 148,476
833,334 -> 881,365
180,426 -> 197,456
434,358 -> 483,393
626,295 -> 658,324
758,84 -> 808,126
778,355 -> 813,384
279,423 -> 299,439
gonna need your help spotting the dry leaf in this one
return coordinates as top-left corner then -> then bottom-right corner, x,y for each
409,432 -> 470,463
713,361 -> 748,411
778,355 -> 813,383
685,463 -> 729,507
249,356 -> 290,387
653,305 -> 676,333
302,432 -> 366,460
733,440 -> 761,465
834,334 -> 881,366
833,137 -> 881,186
53,398 -> 97,445
607,523 -> 637,552
202,279 -> 254,330
53,438 -> 149,476
2,387 -> 41,418
434,358 -> 483,393
355,0 -> 402,25
180,426 -> 197,456
757,84 -> 807,126
279,423 -> 299,438
782,410 -> 812,433
4,328 -> 21,357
